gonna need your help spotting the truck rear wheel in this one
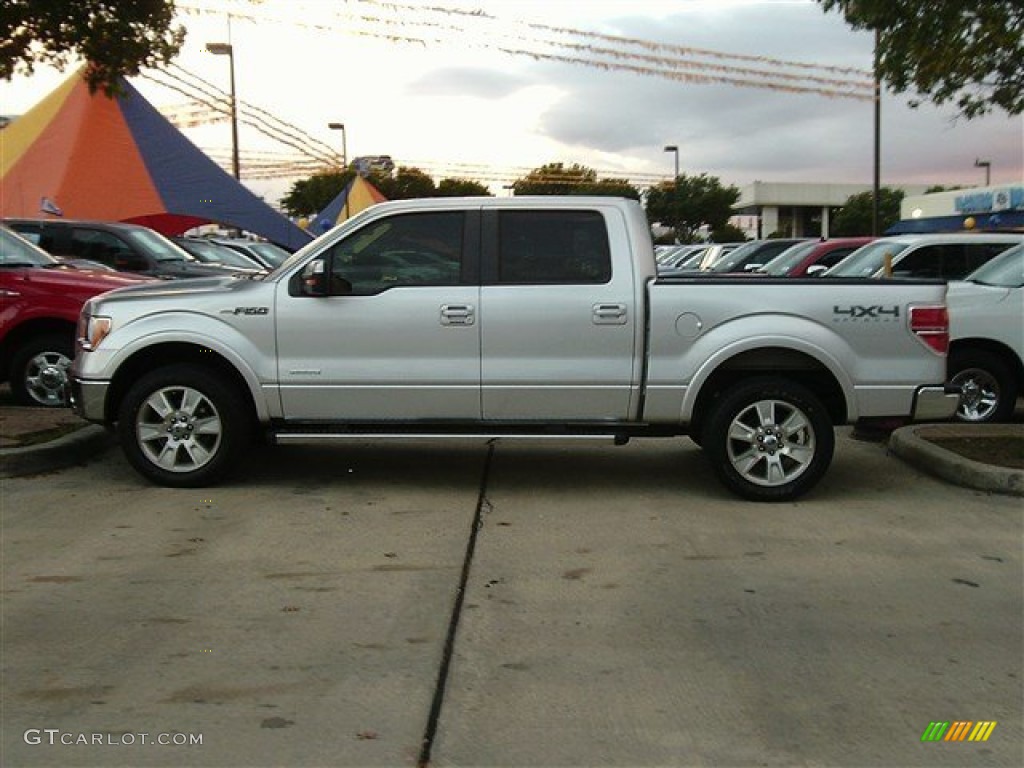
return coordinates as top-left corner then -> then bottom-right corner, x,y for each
10,333 -> 73,407
704,377 -> 834,502
948,349 -> 1016,423
117,365 -> 248,487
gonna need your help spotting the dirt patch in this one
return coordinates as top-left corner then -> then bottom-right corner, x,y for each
925,436 -> 1024,470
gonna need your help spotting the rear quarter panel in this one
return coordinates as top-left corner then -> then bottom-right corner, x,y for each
643,277 -> 949,423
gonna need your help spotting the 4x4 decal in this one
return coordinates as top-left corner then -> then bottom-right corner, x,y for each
833,305 -> 899,321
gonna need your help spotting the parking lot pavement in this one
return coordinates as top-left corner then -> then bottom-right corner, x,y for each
2,432 -> 1022,767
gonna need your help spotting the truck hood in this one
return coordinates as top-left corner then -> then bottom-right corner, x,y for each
1,265 -> 153,294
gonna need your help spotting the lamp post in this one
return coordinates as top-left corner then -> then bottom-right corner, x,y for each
328,122 -> 350,220
663,145 -> 679,180
328,122 -> 348,169
207,42 -> 239,180
974,158 -> 991,186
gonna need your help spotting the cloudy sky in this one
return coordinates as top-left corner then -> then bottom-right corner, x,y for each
3,0 -> 1021,204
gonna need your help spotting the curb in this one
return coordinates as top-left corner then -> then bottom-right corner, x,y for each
889,425 -> 1024,497
0,425 -> 117,478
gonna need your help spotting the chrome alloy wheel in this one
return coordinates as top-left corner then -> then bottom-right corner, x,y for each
950,367 -> 1000,422
725,398 -> 816,487
24,350 -> 71,406
136,386 -> 223,473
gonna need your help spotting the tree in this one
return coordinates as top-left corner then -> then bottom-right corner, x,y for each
710,223 -> 749,243
831,187 -> 905,235
816,1 -> 1023,118
437,178 -> 492,197
644,174 -> 741,243
1,1 -> 185,94
512,163 -> 640,199
373,167 -> 437,200
280,170 -> 354,218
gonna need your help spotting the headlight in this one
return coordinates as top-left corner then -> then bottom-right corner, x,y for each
77,314 -> 112,351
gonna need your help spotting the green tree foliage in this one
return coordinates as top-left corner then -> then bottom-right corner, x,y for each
512,163 -> 640,199
372,167 -> 437,200
816,0 -> 1023,118
831,187 -> 905,236
644,174 -> 741,244
437,178 -> 492,197
1,1 -> 185,94
280,170 -> 354,218
709,223 -> 749,243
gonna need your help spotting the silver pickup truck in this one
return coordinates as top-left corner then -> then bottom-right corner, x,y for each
70,197 -> 957,501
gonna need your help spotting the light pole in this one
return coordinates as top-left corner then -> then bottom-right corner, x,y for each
328,122 -> 348,169
974,158 -> 991,186
663,145 -> 679,180
207,42 -> 239,179
328,122 -> 350,220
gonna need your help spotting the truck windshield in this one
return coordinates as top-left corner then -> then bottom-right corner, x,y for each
0,226 -> 61,267
124,228 -> 192,262
963,243 -> 1023,288
761,241 -> 816,275
827,240 -> 910,277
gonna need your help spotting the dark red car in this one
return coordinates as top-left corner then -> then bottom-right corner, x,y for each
758,237 -> 876,277
1,226 -> 152,406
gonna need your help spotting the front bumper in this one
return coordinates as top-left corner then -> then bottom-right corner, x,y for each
911,384 -> 960,422
69,377 -> 110,423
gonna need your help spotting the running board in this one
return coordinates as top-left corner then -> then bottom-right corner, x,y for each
273,432 -> 625,444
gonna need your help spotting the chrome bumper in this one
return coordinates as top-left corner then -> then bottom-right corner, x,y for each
69,378 -> 110,422
912,385 -> 960,422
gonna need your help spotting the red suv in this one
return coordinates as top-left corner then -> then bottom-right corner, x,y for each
1,226 -> 152,406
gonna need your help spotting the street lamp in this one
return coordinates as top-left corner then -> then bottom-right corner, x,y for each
328,122 -> 348,169
663,145 -> 679,180
974,158 -> 991,186
207,42 -> 239,180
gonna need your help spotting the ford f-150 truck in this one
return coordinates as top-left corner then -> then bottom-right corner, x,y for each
69,197 -> 958,501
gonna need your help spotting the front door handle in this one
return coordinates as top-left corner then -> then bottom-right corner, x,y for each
441,304 -> 475,326
593,303 -> 627,325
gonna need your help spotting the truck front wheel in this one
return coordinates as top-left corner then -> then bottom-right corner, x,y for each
704,377 -> 834,502
117,365 -> 248,487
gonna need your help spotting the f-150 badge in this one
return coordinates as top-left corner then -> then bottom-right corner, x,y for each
221,306 -> 269,315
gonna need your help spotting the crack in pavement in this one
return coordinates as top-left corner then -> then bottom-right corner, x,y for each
417,441 -> 495,767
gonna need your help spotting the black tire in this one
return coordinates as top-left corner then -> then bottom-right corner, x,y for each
703,377 -> 835,502
117,364 -> 250,487
948,349 -> 1017,423
9,333 -> 74,407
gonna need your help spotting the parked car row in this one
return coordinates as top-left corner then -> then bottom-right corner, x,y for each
1,219 -> 294,407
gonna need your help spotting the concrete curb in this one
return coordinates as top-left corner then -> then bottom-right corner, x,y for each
0,425 -> 116,478
889,425 -> 1024,497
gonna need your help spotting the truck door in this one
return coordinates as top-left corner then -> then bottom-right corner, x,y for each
275,210 -> 482,420
479,208 -> 638,421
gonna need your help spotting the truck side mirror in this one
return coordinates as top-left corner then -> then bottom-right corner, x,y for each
300,258 -> 329,296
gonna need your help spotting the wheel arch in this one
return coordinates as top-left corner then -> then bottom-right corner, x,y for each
949,337 -> 1024,392
0,317 -> 77,382
686,346 -> 849,441
104,342 -> 264,426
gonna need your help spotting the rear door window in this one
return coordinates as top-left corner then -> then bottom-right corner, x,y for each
496,210 -> 611,284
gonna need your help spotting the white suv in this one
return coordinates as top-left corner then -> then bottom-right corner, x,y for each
827,233 -> 1021,280
946,243 -> 1023,422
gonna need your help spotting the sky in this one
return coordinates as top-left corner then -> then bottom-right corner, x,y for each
2,0 -> 1022,207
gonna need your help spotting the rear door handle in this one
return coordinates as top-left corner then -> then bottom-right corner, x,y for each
593,303 -> 627,325
441,304 -> 475,326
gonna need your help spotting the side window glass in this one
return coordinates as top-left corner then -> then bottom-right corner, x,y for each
893,245 -> 945,278
71,228 -> 137,269
498,210 -> 611,284
325,211 -> 463,296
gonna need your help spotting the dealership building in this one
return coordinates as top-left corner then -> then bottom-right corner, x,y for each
732,181 -> 1024,238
